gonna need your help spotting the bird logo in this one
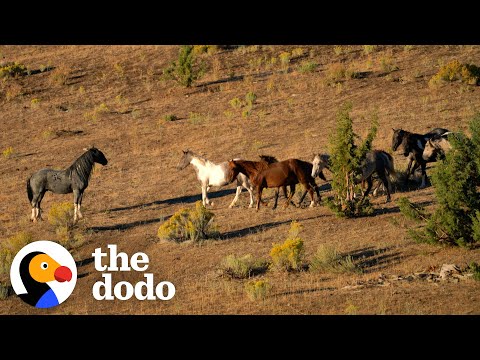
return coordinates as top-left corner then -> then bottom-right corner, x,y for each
10,240 -> 77,309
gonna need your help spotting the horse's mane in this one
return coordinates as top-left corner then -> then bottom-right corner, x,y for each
66,149 -> 96,183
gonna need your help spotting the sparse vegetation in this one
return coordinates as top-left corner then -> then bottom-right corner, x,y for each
270,221 -> 305,271
48,202 -> 85,250
298,60 -> 318,73
310,244 -> 360,273
219,254 -> 268,279
0,62 -> 27,78
2,146 -> 14,159
163,45 -> 205,87
163,114 -> 178,122
291,48 -> 304,57
333,45 -> 343,56
399,116 -> 480,247
469,262 -> 480,281
157,201 -> 218,243
0,231 -> 34,277
244,279 -> 270,301
363,45 -> 377,55
325,103 -> 377,217
429,59 -> 480,87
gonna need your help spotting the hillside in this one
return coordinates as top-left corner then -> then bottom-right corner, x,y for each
0,45 -> 479,314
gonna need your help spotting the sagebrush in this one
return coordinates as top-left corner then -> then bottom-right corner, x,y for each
158,201 -> 218,243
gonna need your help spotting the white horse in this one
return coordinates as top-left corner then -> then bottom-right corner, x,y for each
176,150 -> 255,208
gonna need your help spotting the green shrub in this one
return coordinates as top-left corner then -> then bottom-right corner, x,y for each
398,118 -> 480,247
163,45 -> 205,87
157,201 -> 218,243
48,202 -> 85,250
333,45 -> 343,56
298,60 -> 318,73
163,114 -> 178,122
244,279 -> 270,301
397,197 -> 428,222
0,62 -> 27,78
468,262 -> 480,281
229,97 -> 243,109
326,103 -> 377,217
2,147 -> 14,159
270,221 -> 305,271
363,45 -> 377,55
429,59 -> 480,87
379,55 -> 399,73
220,254 -> 268,279
0,231 -> 34,276
245,91 -> 257,106
0,282 -> 14,299
291,48 -> 304,57
310,244 -> 360,273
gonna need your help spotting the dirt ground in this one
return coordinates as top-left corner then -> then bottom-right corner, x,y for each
0,45 -> 479,314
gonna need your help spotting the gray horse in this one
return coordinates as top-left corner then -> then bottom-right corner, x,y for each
27,147 -> 108,222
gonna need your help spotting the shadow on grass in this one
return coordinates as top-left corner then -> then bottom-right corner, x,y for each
272,286 -> 337,297
88,215 -> 171,232
107,188 -> 238,213
344,246 -> 408,274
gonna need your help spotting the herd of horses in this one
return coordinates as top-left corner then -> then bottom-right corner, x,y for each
26,127 -> 455,222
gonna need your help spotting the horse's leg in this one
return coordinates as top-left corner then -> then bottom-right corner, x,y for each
362,176 -> 374,201
272,188 -> 280,210
377,169 -> 391,203
36,191 -> 46,221
30,191 -> 43,222
229,185 -> 243,208
73,189 -> 81,222
419,162 -> 428,189
201,182 -> 209,206
405,156 -> 415,181
308,184 -> 316,207
256,186 -> 263,211
284,184 -> 296,208
77,192 -> 84,219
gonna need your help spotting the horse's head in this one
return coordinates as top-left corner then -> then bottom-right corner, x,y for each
226,160 -> 240,183
259,155 -> 278,164
177,150 -> 192,170
422,139 -> 436,161
311,153 -> 329,180
87,147 -> 108,165
391,128 -> 405,151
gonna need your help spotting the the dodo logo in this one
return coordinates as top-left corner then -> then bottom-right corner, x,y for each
10,240 -> 77,309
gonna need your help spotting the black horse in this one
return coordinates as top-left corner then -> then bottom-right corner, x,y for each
27,147 -> 108,222
391,128 -> 449,188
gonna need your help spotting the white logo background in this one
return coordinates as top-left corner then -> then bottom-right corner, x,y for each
10,240 -> 77,304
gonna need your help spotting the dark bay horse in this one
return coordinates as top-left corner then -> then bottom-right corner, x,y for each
246,159 -> 320,211
27,147 -> 108,222
311,150 -> 396,202
225,155 -> 291,207
392,127 -> 449,188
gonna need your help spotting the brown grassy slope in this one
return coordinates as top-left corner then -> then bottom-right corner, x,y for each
0,45 -> 479,314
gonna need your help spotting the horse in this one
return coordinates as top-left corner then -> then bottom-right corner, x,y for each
176,150 -> 277,208
391,127 -> 449,188
27,147 -> 108,223
422,132 -> 453,161
311,150 -> 396,202
247,159 -> 320,211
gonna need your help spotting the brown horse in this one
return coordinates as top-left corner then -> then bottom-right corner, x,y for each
243,159 -> 319,211
227,155 -> 291,207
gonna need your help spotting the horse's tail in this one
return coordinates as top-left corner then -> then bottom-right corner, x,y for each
382,152 -> 396,178
27,177 -> 33,204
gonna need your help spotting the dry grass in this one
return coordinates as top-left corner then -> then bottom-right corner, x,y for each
0,45 -> 479,314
